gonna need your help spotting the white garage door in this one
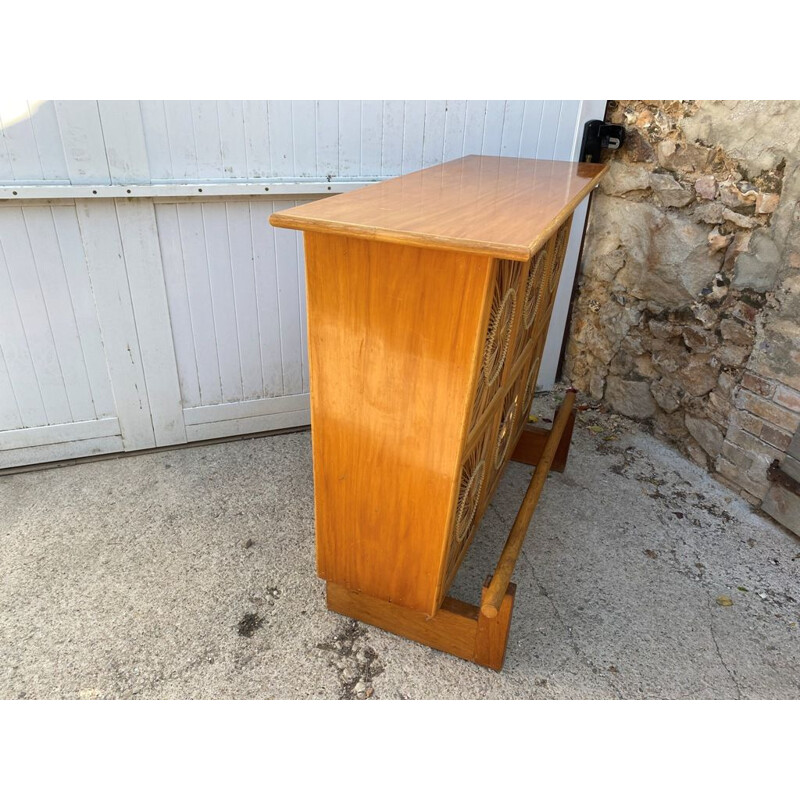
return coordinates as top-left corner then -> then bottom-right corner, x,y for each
0,100 -> 606,469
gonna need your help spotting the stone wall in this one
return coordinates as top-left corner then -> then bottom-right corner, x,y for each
566,101 -> 800,504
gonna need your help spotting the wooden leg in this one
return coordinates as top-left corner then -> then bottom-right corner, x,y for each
475,579 -> 516,671
326,581 -> 516,671
511,408 -> 576,472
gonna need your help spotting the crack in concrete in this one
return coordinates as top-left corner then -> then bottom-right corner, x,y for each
523,553 -> 624,700
707,600 -> 743,700
489,503 -> 624,698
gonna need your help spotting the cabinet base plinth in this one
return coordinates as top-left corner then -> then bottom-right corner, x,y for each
326,580 -> 516,671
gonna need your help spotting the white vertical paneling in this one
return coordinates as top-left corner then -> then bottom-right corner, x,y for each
0,120 -> 14,181
51,205 -> 115,418
75,200 -> 155,449
176,203 -> 221,405
381,100 -> 405,176
140,100 -> 173,181
360,101 -> 383,176
0,207 -> 72,424
191,101 -> 224,180
243,100 -> 270,180
0,106 -> 43,181
267,101 -> 294,178
164,101 -> 198,181
22,207 -> 96,421
0,98 -> 604,465
55,101 -> 110,184
291,101 -> 316,178
553,101 -> 581,160
155,203 -> 201,408
500,101 -> 526,157
539,99 -> 609,389
202,203 -> 243,402
272,199 -> 303,395
442,100 -> 467,161
116,199 -> 187,446
535,101 -> 563,161
463,101 -> 487,155
29,101 -> 69,181
315,101 -> 339,179
482,100 -> 506,156
421,100 -> 446,168
401,101 -> 425,174
5,100 -> 591,188
250,200 -> 284,397
217,101 -> 247,180
519,101 -> 545,158
0,345 -> 23,430
337,101 -> 361,177
98,101 -> 151,184
227,202 -> 263,399
0,234 -> 48,428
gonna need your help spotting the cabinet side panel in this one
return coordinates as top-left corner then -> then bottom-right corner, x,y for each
304,232 -> 490,615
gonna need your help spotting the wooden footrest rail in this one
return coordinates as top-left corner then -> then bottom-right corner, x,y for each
326,390 -> 578,671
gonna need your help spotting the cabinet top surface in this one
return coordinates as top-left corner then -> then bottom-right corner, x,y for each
269,155 -> 607,260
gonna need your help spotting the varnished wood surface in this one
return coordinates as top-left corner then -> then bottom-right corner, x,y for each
482,391 -> 577,617
270,157 -> 605,667
511,413 -> 576,473
305,232 -> 493,617
327,582 -> 479,663
270,156 -> 606,260
476,580 -> 516,671
327,581 -> 516,671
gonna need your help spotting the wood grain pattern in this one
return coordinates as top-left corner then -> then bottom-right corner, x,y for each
278,155 -> 604,668
511,414 -> 576,473
327,580 -> 516,671
327,582 -> 479,663
304,231 -> 493,616
476,580 -> 517,671
270,156 -> 606,260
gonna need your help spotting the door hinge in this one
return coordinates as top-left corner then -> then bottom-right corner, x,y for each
580,120 -> 626,163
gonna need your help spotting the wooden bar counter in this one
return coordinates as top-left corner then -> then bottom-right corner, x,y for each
270,155 -> 607,670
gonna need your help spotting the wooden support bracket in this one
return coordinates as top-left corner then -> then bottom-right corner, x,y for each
511,410 -> 576,472
327,581 -> 517,671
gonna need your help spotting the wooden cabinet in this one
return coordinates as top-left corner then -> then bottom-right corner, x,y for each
270,155 -> 606,669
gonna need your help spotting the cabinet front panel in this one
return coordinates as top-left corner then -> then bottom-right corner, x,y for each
467,259 -> 524,434
440,215 -> 575,596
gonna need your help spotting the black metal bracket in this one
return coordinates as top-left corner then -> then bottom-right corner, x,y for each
768,459 -> 800,496
580,120 -> 626,163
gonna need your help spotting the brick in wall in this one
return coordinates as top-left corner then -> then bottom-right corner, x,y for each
760,423 -> 793,451
736,410 -> 764,437
774,383 -> 800,413
726,425 -> 786,462
735,389 -> 800,433
741,372 -> 776,398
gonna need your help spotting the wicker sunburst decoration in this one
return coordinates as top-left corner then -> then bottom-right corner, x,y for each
511,248 -> 548,365
549,218 -> 572,301
523,247 -> 548,331
468,261 -> 522,430
454,453 -> 485,544
494,387 -> 520,470
446,430 -> 490,585
518,350 -> 543,439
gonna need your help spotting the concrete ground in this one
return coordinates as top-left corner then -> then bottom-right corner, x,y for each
1,394 -> 798,700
